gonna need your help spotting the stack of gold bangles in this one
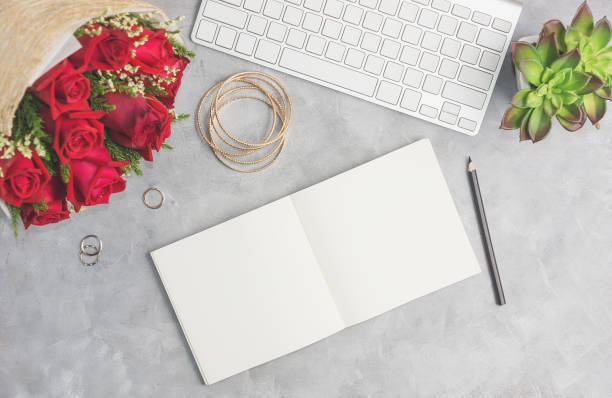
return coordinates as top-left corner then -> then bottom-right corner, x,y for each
197,71 -> 292,173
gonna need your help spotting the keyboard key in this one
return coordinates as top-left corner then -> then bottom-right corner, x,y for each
345,48 -> 365,67
419,104 -> 438,118
439,111 -> 457,124
442,81 -> 486,109
363,12 -> 384,31
421,31 -> 441,51
381,39 -> 401,58
431,0 -> 450,12
381,18 -> 402,38
235,33 -> 257,54
458,65 -> 493,90
255,39 -> 281,62
303,13 -> 323,31
364,54 -> 385,74
451,4 -> 470,19
216,26 -> 237,48
417,8 -> 438,28
361,32 -> 382,52
244,0 -> 264,12
304,0 -> 323,11
398,2 -> 419,22
442,101 -> 460,115
279,48 -> 378,96
437,15 -> 458,35
286,0 -> 302,4
283,6 -> 303,25
472,11 -> 491,26
403,67 -> 423,87
342,26 -> 362,45
422,74 -> 442,94
324,0 -> 344,18
268,22 -> 287,41
376,81 -> 402,104
459,44 -> 480,64
247,15 -> 267,35
383,61 -> 404,81
322,19 -> 342,39
379,0 -> 400,15
412,0 -> 429,5
401,25 -> 422,45
419,52 -> 439,72
359,0 -> 378,9
344,5 -> 364,25
400,88 -> 422,111
457,22 -> 477,42
492,18 -> 512,33
399,45 -> 420,65
476,28 -> 506,52
440,37 -> 460,57
479,51 -> 500,71
263,0 -> 284,18
286,28 -> 307,47
195,20 -> 217,42
458,117 -> 477,131
222,0 -> 242,6
438,58 -> 459,78
203,1 -> 248,29
306,35 -> 326,54
325,42 -> 346,61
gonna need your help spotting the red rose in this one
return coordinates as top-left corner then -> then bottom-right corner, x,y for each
0,151 -> 51,207
70,26 -> 133,71
155,55 -> 190,109
67,147 -> 129,211
101,92 -> 171,161
40,107 -> 105,163
20,177 -> 70,229
131,28 -> 173,74
30,60 -> 91,120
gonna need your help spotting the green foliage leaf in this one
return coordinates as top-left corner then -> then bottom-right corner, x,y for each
558,70 -> 590,91
542,98 -> 558,117
561,91 -> 579,105
583,92 -> 607,124
557,103 -> 587,131
104,134 -> 143,176
526,91 -> 544,108
576,74 -> 605,95
550,48 -> 581,72
570,1 -> 594,36
60,163 -> 71,184
512,42 -> 540,69
167,35 -> 196,58
527,106 -> 553,142
536,33 -> 560,67
595,85 -> 612,100
591,17 -> 611,52
8,203 -> 21,237
500,106 -> 529,130
510,89 -> 532,108
519,109 -> 533,141
519,59 -> 544,86
540,19 -> 567,53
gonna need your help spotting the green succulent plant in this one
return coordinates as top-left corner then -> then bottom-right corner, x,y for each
501,1 -> 611,142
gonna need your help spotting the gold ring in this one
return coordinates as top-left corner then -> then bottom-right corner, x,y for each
143,187 -> 165,209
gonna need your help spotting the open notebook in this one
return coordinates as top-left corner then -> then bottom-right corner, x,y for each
151,139 -> 480,384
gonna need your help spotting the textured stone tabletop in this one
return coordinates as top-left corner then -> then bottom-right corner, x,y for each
2,0 -> 612,396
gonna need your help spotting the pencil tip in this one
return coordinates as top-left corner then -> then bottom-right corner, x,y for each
467,156 -> 475,172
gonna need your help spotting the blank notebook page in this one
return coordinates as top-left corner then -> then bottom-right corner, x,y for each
151,198 -> 345,384
291,139 -> 481,326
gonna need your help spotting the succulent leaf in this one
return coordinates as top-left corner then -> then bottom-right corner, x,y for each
595,85 -> 612,100
576,73 -> 605,95
564,27 -> 583,50
501,106 -> 529,130
543,98 -> 558,117
536,33 -> 560,67
583,92 -> 607,124
558,70 -> 590,91
510,89 -> 533,108
591,17 -> 611,51
540,19 -> 567,53
570,1 -> 594,36
550,47 -> 581,72
519,109 -> 534,141
557,103 -> 587,131
519,59 -> 544,86
561,91 -> 579,105
527,106 -> 553,142
527,91 -> 544,108
511,42 -> 540,69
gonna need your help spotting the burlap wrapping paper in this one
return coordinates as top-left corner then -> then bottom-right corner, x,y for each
0,0 -> 167,138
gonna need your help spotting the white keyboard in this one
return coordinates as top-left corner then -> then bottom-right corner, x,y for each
191,0 -> 522,135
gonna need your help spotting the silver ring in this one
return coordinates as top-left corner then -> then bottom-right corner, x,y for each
80,250 -> 100,267
80,235 -> 102,256
143,187 -> 165,209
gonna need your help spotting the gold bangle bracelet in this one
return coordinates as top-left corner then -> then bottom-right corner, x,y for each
197,71 -> 292,173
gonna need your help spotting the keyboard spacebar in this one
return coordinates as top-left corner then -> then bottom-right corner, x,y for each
279,48 -> 378,97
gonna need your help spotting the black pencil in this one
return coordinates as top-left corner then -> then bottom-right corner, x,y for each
468,157 -> 506,305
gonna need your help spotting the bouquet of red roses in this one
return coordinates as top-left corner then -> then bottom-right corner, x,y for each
0,12 -> 193,234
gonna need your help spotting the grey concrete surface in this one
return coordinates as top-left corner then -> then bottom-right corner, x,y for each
2,0 -> 612,396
